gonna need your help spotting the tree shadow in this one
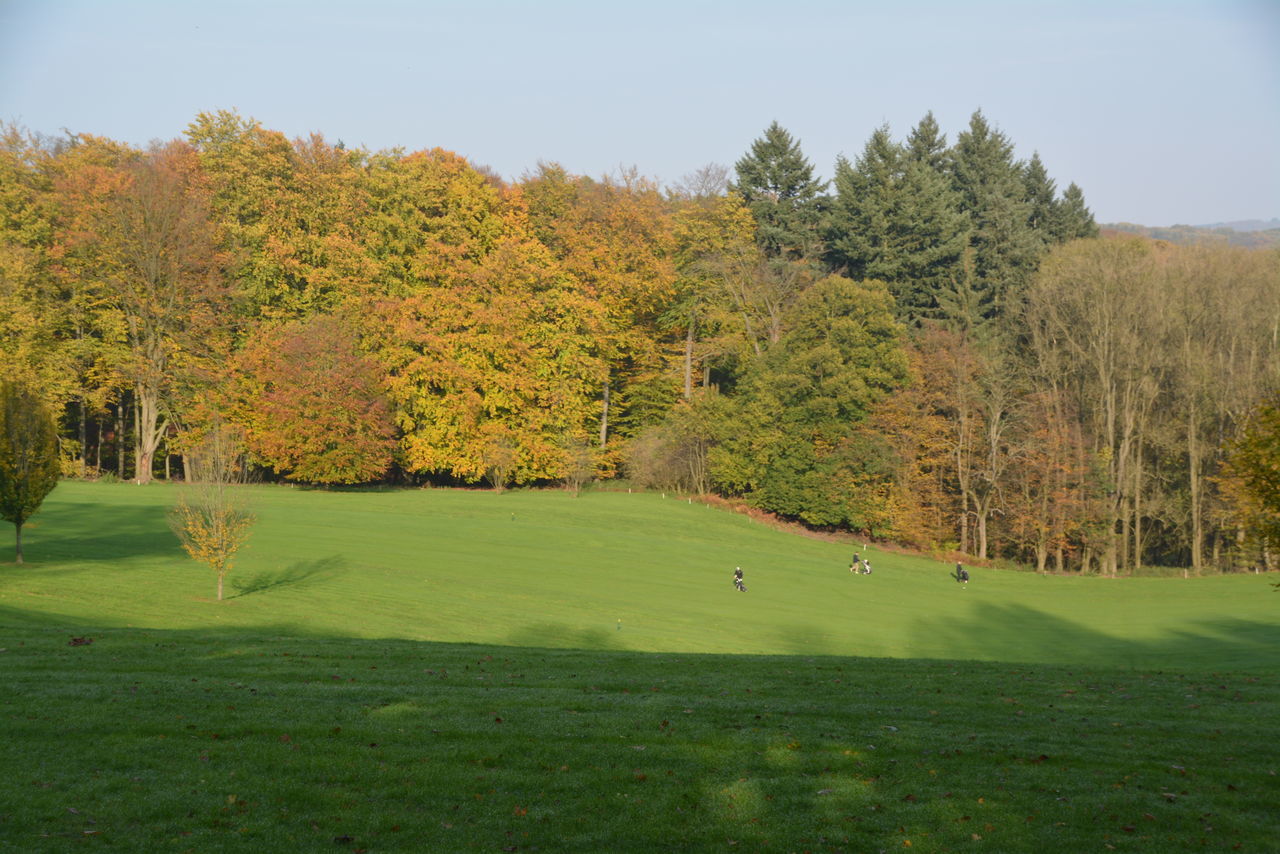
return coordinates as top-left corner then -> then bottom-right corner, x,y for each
910,601 -> 1280,670
17,504 -> 183,565
505,621 -> 627,651
227,555 -> 347,599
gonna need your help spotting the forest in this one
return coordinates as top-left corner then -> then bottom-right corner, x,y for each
2,108 -> 1278,576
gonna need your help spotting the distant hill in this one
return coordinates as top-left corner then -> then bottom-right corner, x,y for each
1196,218 -> 1280,233
1102,220 -> 1280,248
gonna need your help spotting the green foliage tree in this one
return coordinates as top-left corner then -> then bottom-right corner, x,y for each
1022,152 -> 1057,236
0,382 -> 60,563
713,276 -> 908,527
906,111 -> 949,171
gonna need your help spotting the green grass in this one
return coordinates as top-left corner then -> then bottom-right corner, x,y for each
2,482 -> 1279,852
5,481 -> 1278,669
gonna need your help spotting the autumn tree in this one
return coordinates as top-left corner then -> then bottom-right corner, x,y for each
0,381 -> 61,564
669,190 -> 763,383
521,164 -> 677,455
848,342 -> 956,548
1224,395 -> 1280,558
232,313 -> 396,484
0,125 -> 57,394
80,140 -> 228,483
361,150 -> 607,484
169,423 -> 254,601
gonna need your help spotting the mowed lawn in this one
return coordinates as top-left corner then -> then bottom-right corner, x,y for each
3,480 -> 1278,670
3,482 -> 1279,852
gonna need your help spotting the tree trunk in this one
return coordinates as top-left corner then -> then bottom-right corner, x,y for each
13,521 -> 23,565
1188,407 -> 1203,573
134,382 -> 167,485
78,395 -> 88,476
116,399 -> 126,479
683,324 -> 695,401
598,380 -> 610,448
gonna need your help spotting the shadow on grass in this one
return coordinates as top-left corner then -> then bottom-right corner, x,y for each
506,622 -> 627,651
3,619 -> 1275,852
227,555 -> 347,599
912,601 -> 1280,671
16,505 -> 182,566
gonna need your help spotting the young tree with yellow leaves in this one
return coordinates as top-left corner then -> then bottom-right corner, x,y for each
168,424 -> 254,602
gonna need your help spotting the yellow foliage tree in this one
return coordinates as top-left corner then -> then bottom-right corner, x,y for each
168,425 -> 254,601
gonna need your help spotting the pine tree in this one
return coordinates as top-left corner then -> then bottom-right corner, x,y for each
1053,182 -> 1100,241
731,121 -> 827,260
906,111 -> 948,171
1023,151 -> 1057,238
893,159 -> 970,322
827,124 -> 968,324
825,125 -> 901,281
949,111 -> 1041,321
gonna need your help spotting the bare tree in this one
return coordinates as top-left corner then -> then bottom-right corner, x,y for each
563,434 -> 595,497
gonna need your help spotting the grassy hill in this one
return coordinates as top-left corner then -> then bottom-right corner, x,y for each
5,481 -> 1276,670
2,482 -> 1278,851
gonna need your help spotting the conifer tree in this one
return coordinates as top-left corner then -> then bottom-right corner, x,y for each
906,111 -> 948,171
731,121 -> 827,260
827,124 -> 968,324
1023,151 -> 1057,238
949,111 -> 1041,321
825,125 -> 901,281
1052,182 -> 1100,241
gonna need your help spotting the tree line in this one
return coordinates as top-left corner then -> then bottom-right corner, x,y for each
2,109 -> 1278,574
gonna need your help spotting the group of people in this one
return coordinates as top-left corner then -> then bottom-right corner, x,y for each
730,555 -> 971,593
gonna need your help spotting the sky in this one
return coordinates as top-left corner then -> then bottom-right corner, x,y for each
1,0 -> 1277,227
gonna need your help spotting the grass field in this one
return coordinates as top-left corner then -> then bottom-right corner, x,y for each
2,482 -> 1278,852
5,481 -> 1278,669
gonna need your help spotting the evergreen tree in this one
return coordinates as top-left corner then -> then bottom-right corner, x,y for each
892,159 -> 970,322
906,111 -> 948,171
1023,151 -> 1057,237
825,125 -> 901,281
827,125 -> 968,324
731,121 -> 827,260
949,111 -> 1041,321
1053,182 -> 1100,241
712,276 -> 907,527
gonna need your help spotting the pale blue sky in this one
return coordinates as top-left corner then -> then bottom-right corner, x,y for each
2,0 -> 1277,226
